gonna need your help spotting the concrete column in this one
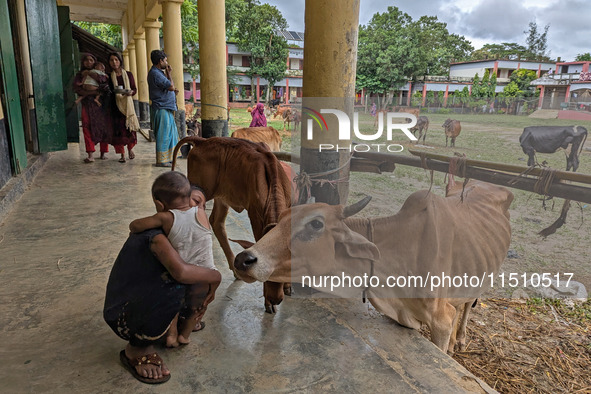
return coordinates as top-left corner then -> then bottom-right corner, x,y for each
256,77 -> 260,103
127,42 -> 139,116
537,64 -> 541,78
301,0 -> 360,205
583,63 -> 590,73
192,78 -> 197,101
162,0 -> 187,139
134,31 -> 149,122
196,0 -> 228,137
564,85 -> 571,103
538,86 -> 545,109
444,85 -> 449,107
421,84 -> 427,106
407,82 -> 412,106
285,79 -> 289,104
122,50 -> 130,71
144,20 -> 161,58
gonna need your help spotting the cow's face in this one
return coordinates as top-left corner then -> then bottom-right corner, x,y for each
234,202 -> 380,291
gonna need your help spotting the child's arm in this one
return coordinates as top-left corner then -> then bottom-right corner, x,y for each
130,212 -> 173,234
151,234 -> 222,285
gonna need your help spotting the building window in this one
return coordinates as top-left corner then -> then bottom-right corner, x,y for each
242,56 -> 250,67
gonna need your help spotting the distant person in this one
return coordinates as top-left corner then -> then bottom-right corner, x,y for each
370,102 -> 377,117
249,102 -> 267,127
129,172 -> 216,347
148,50 -> 179,167
104,173 -> 221,384
108,52 -> 140,163
74,53 -> 113,163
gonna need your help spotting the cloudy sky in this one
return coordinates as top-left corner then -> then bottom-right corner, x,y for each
271,0 -> 589,62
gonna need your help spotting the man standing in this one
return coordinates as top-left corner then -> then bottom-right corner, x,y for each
148,50 -> 179,167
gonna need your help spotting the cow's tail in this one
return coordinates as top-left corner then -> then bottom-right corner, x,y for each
171,136 -> 204,171
575,126 -> 588,162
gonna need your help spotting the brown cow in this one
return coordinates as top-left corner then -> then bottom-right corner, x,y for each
234,181 -> 513,353
232,127 -> 282,152
410,115 -> 429,144
442,119 -> 461,147
172,137 -> 292,313
273,105 -> 290,119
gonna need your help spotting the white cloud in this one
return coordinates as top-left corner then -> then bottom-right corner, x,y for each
270,0 -> 587,61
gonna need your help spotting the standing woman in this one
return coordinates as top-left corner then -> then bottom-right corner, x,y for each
249,103 -> 267,127
108,52 -> 140,163
74,53 -> 112,163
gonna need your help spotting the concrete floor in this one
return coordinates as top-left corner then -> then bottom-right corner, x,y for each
0,136 -> 495,393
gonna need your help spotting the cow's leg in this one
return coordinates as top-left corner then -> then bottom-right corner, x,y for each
210,200 -> 236,273
454,301 -> 473,351
447,306 -> 462,355
445,136 -> 449,147
429,302 -> 456,353
264,281 -> 284,314
451,137 -> 455,147
527,152 -> 535,167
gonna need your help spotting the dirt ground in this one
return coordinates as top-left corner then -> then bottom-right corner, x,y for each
229,108 -> 591,392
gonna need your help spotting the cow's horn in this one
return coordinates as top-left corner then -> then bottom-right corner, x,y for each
343,196 -> 372,218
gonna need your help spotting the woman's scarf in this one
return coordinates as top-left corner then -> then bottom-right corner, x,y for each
249,103 -> 267,127
111,70 -> 140,132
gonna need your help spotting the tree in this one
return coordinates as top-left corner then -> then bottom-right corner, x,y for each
575,53 -> 591,61
181,0 -> 200,78
470,42 -> 528,61
357,8 -> 472,101
524,21 -> 550,61
356,7 -> 422,105
236,0 -> 288,104
410,15 -> 473,76
502,69 -> 538,97
74,22 -> 122,49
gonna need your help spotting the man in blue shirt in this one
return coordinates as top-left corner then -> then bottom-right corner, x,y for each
148,50 -> 179,167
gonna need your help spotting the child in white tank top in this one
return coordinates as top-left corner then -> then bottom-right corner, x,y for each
130,172 -> 217,347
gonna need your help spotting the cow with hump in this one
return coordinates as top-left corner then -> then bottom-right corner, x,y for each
234,181 -> 513,353
172,136 -> 292,313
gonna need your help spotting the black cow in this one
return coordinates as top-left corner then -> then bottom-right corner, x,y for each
519,126 -> 587,171
269,98 -> 281,108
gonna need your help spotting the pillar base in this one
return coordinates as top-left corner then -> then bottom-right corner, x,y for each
300,147 -> 349,205
174,110 -> 187,139
139,101 -> 150,122
201,119 -> 228,138
133,100 -> 140,118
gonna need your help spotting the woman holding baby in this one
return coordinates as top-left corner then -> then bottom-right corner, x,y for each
74,53 -> 113,163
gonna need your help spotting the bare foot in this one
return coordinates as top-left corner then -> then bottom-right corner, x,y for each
100,153 -> 108,160
124,344 -> 170,381
129,150 -> 135,160
177,334 -> 191,345
165,313 -> 180,348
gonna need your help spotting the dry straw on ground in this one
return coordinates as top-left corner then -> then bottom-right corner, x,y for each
448,298 -> 591,393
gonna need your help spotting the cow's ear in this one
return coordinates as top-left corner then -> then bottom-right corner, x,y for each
335,230 -> 380,262
230,239 -> 255,249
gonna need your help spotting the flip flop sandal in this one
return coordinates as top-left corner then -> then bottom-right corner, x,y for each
129,152 -> 135,160
83,158 -> 94,164
119,350 -> 170,384
192,321 -> 206,332
119,158 -> 126,163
